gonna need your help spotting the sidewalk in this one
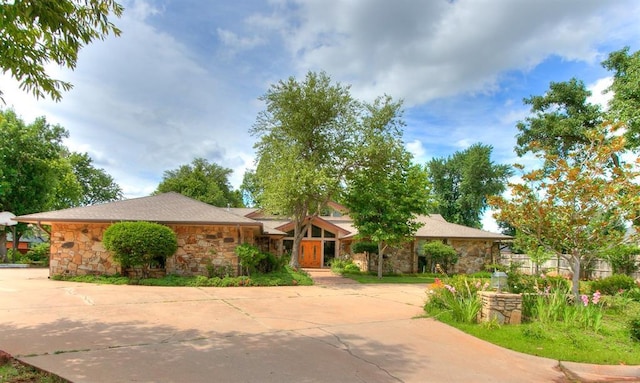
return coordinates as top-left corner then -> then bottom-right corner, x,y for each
0,268 -> 638,382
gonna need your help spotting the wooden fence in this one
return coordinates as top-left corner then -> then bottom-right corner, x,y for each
500,252 -> 640,280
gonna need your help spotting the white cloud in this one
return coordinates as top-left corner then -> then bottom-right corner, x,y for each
587,77 -> 613,110
276,0 -> 637,105
406,139 -> 426,163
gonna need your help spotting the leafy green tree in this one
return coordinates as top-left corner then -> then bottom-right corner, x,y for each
602,244 -> 640,276
251,71 -> 365,269
344,103 -> 434,277
490,126 -> 640,298
155,157 -> 243,207
239,169 -> 262,208
103,221 -> 177,278
422,241 -> 458,274
427,143 -> 511,228
515,78 -> 604,159
50,151 -> 123,209
602,47 -> 640,148
0,109 -> 67,259
0,0 -> 123,101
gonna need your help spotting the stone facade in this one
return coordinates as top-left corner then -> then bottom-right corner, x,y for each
477,291 -> 522,325
360,239 -> 499,275
449,239 -> 500,274
48,223 -> 256,277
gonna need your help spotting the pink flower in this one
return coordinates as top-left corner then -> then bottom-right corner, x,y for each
540,273 -> 546,279
445,284 -> 456,294
592,290 -> 601,305
580,294 -> 589,307
483,282 -> 490,290
475,281 -> 482,289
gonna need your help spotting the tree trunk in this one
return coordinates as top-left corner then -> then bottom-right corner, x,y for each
0,229 -> 6,263
289,219 -> 309,270
377,243 -> 387,279
570,252 -> 581,301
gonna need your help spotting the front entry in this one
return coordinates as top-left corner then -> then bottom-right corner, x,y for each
299,240 -> 322,268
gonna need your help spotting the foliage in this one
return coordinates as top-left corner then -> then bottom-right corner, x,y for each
427,143 -> 512,228
21,243 -> 50,265
239,169 -> 262,208
330,258 -> 360,274
50,151 -> 123,209
602,47 -> 640,148
102,222 -> 177,276
235,243 -> 266,276
342,273 -> 436,284
425,276 -> 487,323
514,78 -> 603,159
490,126 -> 640,298
155,157 -> 243,207
421,241 -> 458,274
0,356 -> 67,383
0,0 -> 123,102
344,99 -> 434,278
514,233 -> 554,273
351,241 -> 378,254
52,266 -> 312,287
590,274 -> 638,296
630,317 -> 640,342
602,244 -> 640,276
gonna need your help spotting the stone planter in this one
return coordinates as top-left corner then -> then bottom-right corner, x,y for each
477,291 -> 522,325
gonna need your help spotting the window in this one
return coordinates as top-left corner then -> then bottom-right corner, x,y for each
324,230 -> 335,238
311,225 -> 322,238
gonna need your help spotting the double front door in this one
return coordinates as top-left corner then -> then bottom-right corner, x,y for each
299,240 -> 322,268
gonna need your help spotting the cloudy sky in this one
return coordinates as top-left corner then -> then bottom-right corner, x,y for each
1,0 -> 639,231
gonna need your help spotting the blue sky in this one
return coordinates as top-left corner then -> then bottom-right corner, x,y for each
1,0 -> 639,231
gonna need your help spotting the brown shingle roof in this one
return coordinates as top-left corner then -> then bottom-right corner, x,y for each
14,192 -> 261,226
414,215 -> 511,240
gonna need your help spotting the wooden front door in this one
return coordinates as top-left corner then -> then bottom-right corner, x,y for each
299,241 -> 322,268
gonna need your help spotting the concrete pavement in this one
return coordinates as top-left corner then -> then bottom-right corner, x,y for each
0,268 -> 638,382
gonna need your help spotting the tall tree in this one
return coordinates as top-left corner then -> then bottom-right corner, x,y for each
0,0 -> 123,101
602,47 -> 640,148
427,143 -> 511,228
251,71 -> 402,269
490,126 -> 640,298
344,104 -> 433,277
155,157 -> 242,207
50,151 -> 123,209
514,78 -> 604,159
0,109 -> 67,260
239,169 -> 262,208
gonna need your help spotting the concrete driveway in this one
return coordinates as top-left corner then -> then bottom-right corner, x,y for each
0,269 -> 638,382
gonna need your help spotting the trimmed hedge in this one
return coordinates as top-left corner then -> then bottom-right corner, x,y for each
103,221 -> 177,271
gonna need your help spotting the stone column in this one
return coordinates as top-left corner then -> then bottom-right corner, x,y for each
477,291 -> 522,325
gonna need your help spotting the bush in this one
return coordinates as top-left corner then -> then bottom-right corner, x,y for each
103,221 -> 177,277
343,263 -> 361,273
256,251 -> 287,274
24,243 -> 50,265
422,241 -> 458,274
630,317 -> 640,342
591,274 -> 637,296
425,276 -> 485,323
235,243 -> 268,276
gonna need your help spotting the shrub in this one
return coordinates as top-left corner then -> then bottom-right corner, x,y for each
24,243 -> 50,265
235,243 -> 266,276
343,263 -> 361,273
629,317 -> 640,342
425,276 -> 485,323
103,221 -> 177,277
256,252 -> 287,274
422,241 -> 458,274
352,241 -> 378,254
591,274 -> 637,295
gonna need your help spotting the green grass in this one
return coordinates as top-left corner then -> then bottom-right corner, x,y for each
51,267 -> 313,287
427,300 -> 640,365
0,357 -> 68,382
342,272 -> 436,284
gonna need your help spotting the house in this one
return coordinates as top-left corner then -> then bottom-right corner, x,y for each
14,192 -> 511,277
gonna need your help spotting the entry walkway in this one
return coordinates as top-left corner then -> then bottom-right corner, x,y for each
0,269 -> 638,382
303,267 -> 359,285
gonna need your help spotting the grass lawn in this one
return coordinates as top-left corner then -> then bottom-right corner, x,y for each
426,298 -> 640,365
342,272 -> 436,284
0,355 -> 67,383
51,267 -> 313,287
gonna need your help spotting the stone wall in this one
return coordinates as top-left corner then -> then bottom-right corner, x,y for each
477,291 -> 522,325
49,223 -> 255,277
50,223 -> 116,276
450,239 -> 498,274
